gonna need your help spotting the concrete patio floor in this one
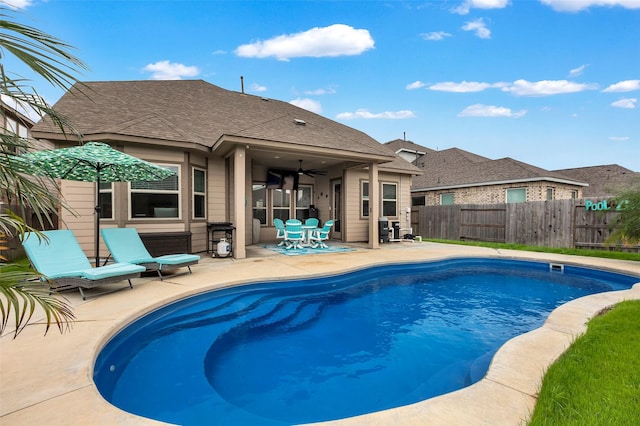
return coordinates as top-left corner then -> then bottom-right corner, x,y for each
1,241 -> 639,425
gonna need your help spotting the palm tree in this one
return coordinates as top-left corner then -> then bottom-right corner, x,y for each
607,177 -> 640,247
1,5 -> 88,337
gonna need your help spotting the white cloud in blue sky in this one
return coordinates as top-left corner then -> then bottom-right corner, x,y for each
540,0 -> 640,12
406,81 -> 426,90
501,80 -> 598,96
1,0 -> 32,9
235,24 -> 374,61
611,98 -> 637,109
458,104 -> 527,118
569,65 -> 588,77
602,80 -> 640,92
421,31 -> 453,41
290,98 -> 323,113
461,19 -> 492,39
142,61 -> 199,80
453,0 -> 510,15
336,109 -> 416,120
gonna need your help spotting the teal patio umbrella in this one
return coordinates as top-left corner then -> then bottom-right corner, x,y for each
21,142 -> 175,266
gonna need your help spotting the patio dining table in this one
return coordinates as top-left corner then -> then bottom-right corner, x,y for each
301,224 -> 318,247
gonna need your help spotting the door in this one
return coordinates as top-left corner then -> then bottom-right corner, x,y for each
331,179 -> 342,239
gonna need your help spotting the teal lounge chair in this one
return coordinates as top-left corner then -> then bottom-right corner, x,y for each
101,228 -> 200,280
21,230 -> 146,300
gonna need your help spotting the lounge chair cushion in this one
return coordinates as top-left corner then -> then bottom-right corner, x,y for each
22,230 -> 145,281
101,228 -> 200,269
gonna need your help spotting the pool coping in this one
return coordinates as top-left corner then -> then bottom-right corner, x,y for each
1,242 -> 639,425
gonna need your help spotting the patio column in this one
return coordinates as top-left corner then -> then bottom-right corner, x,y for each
233,146 -> 246,259
368,162 -> 380,249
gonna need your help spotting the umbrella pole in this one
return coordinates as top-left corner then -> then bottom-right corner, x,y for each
95,175 -> 101,267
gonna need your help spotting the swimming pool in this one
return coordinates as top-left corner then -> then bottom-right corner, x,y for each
94,258 -> 638,425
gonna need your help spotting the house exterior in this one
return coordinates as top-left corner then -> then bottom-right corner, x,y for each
384,140 -> 587,206
30,80 -> 421,259
553,164 -> 639,198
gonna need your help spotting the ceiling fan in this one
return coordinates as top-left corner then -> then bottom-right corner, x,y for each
297,159 -> 327,177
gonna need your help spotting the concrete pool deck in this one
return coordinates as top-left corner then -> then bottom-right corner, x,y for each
1,241 -> 639,425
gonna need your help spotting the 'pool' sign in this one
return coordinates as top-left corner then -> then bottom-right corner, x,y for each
585,199 -> 628,211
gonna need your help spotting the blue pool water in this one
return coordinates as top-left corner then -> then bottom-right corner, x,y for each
94,258 -> 638,425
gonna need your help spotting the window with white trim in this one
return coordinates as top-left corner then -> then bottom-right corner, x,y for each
252,183 -> 267,224
193,168 -> 206,219
294,185 -> 312,220
361,181 -> 369,217
98,182 -> 113,219
272,188 -> 291,222
382,182 -> 397,217
130,164 -> 179,218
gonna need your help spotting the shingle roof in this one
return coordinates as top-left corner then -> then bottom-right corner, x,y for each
32,80 -> 396,161
554,164 -> 639,197
383,139 -> 436,156
412,148 -> 586,190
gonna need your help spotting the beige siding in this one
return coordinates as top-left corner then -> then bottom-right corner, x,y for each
344,169 -> 413,243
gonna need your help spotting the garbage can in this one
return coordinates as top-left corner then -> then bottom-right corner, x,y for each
392,221 -> 400,240
378,217 -> 390,243
252,218 -> 261,244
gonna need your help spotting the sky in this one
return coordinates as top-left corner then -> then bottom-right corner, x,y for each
3,0 -> 639,171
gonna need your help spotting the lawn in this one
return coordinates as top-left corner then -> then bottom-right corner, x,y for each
528,300 -> 640,425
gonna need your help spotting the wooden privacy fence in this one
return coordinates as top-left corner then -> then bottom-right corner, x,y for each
412,199 -> 638,252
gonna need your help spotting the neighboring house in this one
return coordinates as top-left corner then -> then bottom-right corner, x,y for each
386,143 -> 587,205
553,164 -> 639,198
30,80 -> 421,259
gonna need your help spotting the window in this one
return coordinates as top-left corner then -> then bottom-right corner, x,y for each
130,164 -> 179,218
546,187 -> 554,201
295,185 -> 312,220
361,181 -> 369,217
193,168 -> 206,219
253,183 -> 267,224
382,183 -> 397,217
440,193 -> 454,205
412,195 -> 425,207
99,182 -> 113,219
272,188 -> 291,222
506,188 -> 527,203
571,190 -> 577,199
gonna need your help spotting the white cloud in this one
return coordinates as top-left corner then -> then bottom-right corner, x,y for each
289,98 -> 323,114
458,104 -> 526,118
336,109 -> 416,120
462,19 -> 491,39
429,81 -> 496,92
611,98 -> 637,109
501,79 -> 597,96
406,81 -> 426,90
211,50 -> 226,55
421,31 -> 452,41
250,83 -> 267,92
1,0 -> 33,9
540,0 -> 640,12
609,136 -> 630,141
304,86 -> 337,95
569,64 -> 588,77
602,80 -> 640,92
453,0 -> 510,15
142,60 -> 200,80
235,24 -> 374,61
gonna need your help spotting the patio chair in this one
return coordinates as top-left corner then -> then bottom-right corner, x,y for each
273,218 -> 286,246
284,219 -> 305,250
21,230 -> 146,300
309,220 -> 334,249
101,228 -> 200,280
304,218 -> 319,228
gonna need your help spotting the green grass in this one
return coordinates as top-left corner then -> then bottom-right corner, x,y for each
528,300 -> 640,425
424,239 -> 640,262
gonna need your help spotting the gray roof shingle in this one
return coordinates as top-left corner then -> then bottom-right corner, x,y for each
554,164 -> 639,197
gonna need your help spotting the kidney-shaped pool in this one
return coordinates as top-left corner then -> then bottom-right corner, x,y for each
94,258 -> 638,425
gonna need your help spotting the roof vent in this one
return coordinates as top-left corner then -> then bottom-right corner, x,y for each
294,118 -> 306,126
